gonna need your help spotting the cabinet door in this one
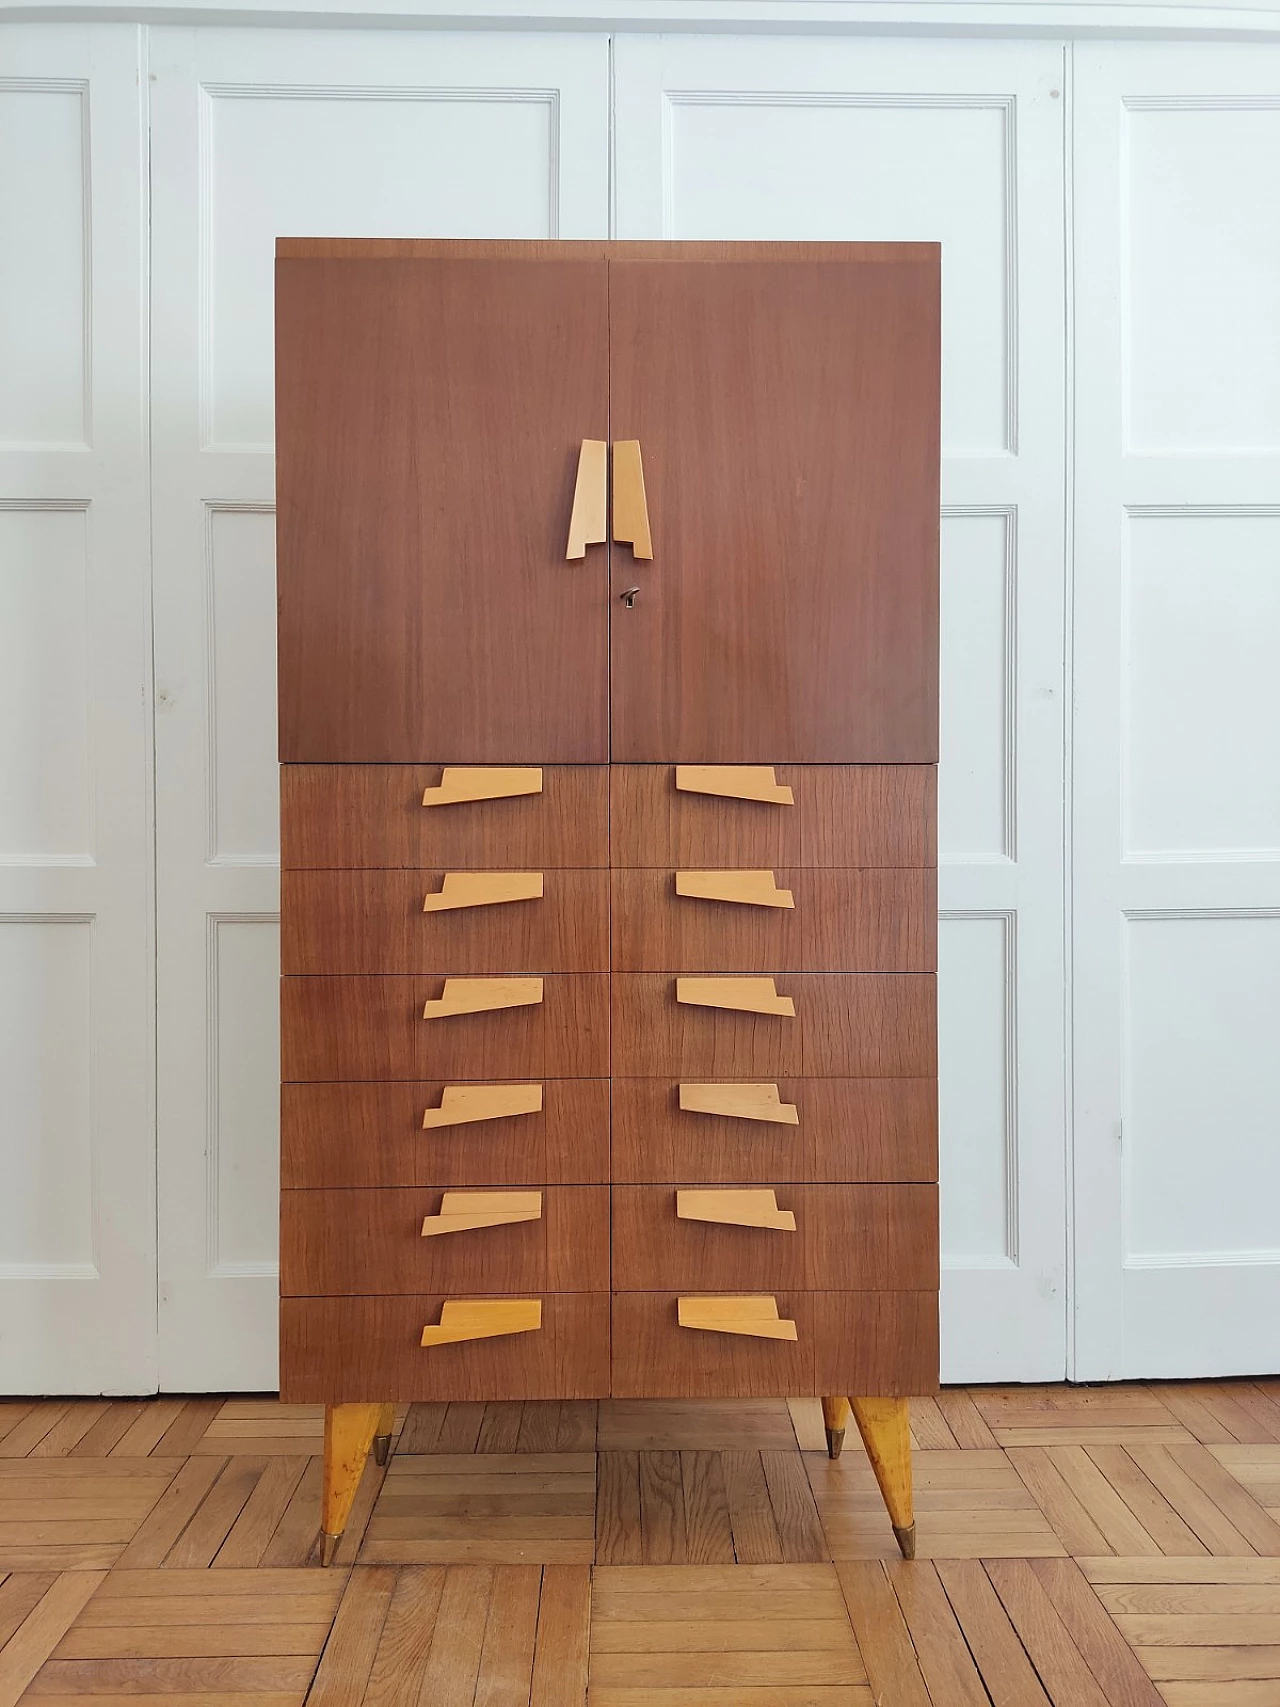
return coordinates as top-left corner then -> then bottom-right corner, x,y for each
608,255 -> 939,762
277,256 -> 609,762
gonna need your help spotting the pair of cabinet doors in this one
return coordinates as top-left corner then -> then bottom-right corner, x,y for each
276,241 -> 940,767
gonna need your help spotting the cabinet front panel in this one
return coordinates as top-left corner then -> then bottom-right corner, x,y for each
610,765 -> 935,868
814,1292 -> 940,1397
282,1079 -> 610,1189
610,1077 -> 937,1184
281,1186 -> 609,1296
611,868 -> 934,973
281,765 -> 609,870
280,1292 -> 610,1402
277,258 -> 610,762
282,974 -> 610,1081
282,869 -> 609,975
612,974 -> 936,1078
611,1184 -> 938,1291
609,258 -> 939,763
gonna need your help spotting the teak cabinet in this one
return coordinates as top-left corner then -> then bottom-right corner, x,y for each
276,239 -> 941,1564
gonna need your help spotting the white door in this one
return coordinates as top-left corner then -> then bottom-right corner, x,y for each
0,25 -> 155,1392
1072,43 -> 1280,1377
614,35 -> 1070,1381
148,26 -> 610,1389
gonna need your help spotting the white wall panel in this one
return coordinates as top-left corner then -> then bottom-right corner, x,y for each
209,917 -> 281,1274
940,509 -> 1014,861
207,505 -> 279,862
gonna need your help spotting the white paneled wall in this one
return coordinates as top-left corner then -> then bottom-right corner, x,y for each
1,16 -> 1277,1390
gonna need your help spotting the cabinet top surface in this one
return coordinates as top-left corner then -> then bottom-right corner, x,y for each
276,237 -> 940,264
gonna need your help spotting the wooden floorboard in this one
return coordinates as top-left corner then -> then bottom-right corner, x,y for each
2,1382 -> 1280,1702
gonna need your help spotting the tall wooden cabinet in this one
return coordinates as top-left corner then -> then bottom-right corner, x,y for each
276,240 -> 940,1563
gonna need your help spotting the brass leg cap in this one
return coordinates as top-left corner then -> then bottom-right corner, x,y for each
825,1427 -> 846,1460
893,1522 -> 917,1561
372,1433 -> 391,1467
319,1531 -> 340,1567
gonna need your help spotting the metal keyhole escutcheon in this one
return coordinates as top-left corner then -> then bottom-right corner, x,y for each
620,587 -> 640,608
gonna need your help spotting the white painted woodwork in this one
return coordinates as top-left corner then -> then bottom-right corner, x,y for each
1072,41 -> 1280,1378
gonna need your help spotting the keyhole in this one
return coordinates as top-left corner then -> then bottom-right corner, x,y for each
620,587 -> 640,608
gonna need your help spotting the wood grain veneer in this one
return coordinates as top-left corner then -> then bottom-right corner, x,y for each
608,258 -> 939,763
611,868 -> 935,973
279,240 -> 942,262
281,1079 -> 610,1189
611,974 -> 936,1078
277,258 -> 609,763
610,1185 -> 938,1292
279,1293 -> 610,1402
610,765 -> 935,868
610,1076 -> 937,1185
281,974 -> 609,1081
281,869 -> 609,974
280,766 -> 608,869
280,1187 -> 609,1295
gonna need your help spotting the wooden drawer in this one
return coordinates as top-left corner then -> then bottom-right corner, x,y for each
281,974 -> 609,1081
611,868 -> 934,973
611,1078 -> 936,1184
610,1291 -> 937,1398
610,766 -> 935,868
281,1080 -> 610,1189
281,765 -> 608,869
612,974 -> 935,1078
281,1186 -> 609,1296
610,1185 -> 937,1293
281,869 -> 608,975
280,1292 -> 610,1403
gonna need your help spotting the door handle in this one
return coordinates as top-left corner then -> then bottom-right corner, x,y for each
676,976 -> 795,1017
613,439 -> 653,560
422,977 -> 543,1020
421,768 -> 542,808
677,1295 -> 798,1341
421,1190 -> 543,1237
675,870 -> 794,909
679,1083 -> 799,1125
420,1299 -> 542,1346
675,766 -> 793,806
422,1083 -> 543,1129
677,1189 -> 796,1231
422,872 -> 544,913
566,439 -> 607,560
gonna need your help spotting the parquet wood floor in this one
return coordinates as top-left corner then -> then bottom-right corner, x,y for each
0,1383 -> 1278,1704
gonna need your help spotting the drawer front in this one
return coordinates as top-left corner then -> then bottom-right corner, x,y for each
610,766 -> 935,869
612,974 -> 936,1078
610,1185 -> 938,1293
281,1080 -> 610,1189
281,765 -> 609,869
282,974 -> 610,1081
610,1291 -> 938,1399
282,869 -> 609,975
280,1292 -> 610,1402
281,1186 -> 609,1296
611,1077 -> 936,1184
611,868 -> 934,973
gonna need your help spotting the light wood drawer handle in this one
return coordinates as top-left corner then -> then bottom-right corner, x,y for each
675,765 -> 793,805
422,977 -> 543,1020
612,439 -> 653,560
423,872 -> 544,912
676,870 -> 794,909
422,1190 -> 543,1237
679,1083 -> 799,1125
677,1189 -> 796,1231
423,1084 -> 544,1129
421,1298 -> 542,1346
677,1295 -> 798,1341
566,438 -> 607,560
422,767 -> 543,807
676,976 -> 795,1017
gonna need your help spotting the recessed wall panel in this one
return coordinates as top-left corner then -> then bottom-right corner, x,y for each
210,917 -> 280,1272
209,507 -> 279,861
940,510 -> 1012,859
938,914 -> 1013,1263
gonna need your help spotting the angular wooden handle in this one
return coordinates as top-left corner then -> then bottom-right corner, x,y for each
612,439 -> 653,560
422,977 -> 543,1020
420,1298 -> 542,1347
423,872 -> 544,913
677,1189 -> 796,1231
675,766 -> 793,805
422,1083 -> 544,1130
677,1295 -> 798,1341
422,1190 -> 543,1237
675,870 -> 794,909
422,767 -> 543,808
676,976 -> 795,1017
679,1083 -> 799,1125
566,438 -> 607,560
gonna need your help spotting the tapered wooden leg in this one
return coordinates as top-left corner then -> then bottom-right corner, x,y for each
320,1402 -> 387,1565
370,1402 -> 396,1467
851,1396 -> 915,1559
822,1395 -> 851,1459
